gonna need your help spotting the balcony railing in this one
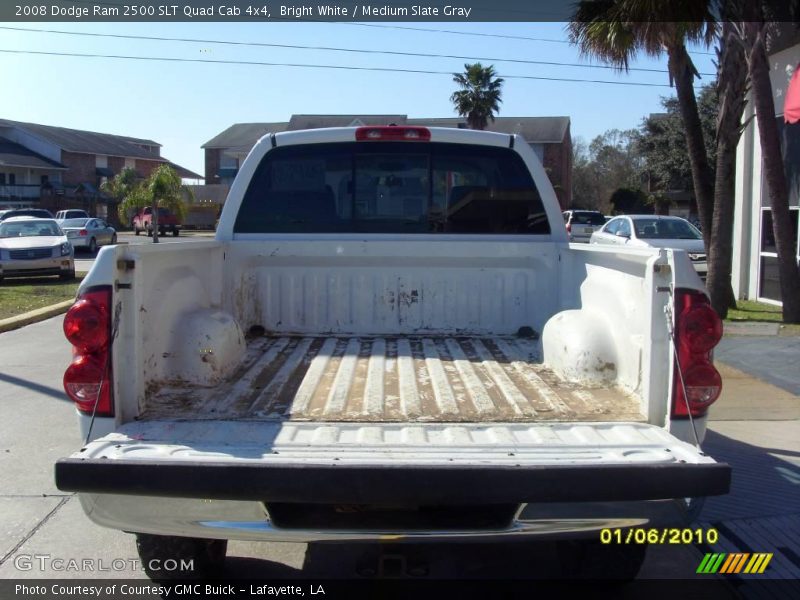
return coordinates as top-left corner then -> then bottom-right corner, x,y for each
0,184 -> 42,200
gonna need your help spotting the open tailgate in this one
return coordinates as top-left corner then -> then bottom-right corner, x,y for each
56,421 -> 730,503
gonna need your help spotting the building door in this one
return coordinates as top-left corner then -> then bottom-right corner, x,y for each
757,119 -> 800,303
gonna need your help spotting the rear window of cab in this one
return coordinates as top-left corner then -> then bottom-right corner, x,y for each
234,142 -> 550,235
569,211 -> 606,226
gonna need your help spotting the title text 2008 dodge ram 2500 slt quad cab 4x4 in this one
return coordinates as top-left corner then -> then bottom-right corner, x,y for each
56,126 -> 729,579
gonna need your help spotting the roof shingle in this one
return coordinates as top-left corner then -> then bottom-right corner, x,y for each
202,122 -> 289,150
0,118 -> 161,159
0,138 -> 67,170
203,115 -> 570,152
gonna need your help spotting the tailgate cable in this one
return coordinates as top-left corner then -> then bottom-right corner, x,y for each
85,301 -> 122,445
664,300 -> 702,451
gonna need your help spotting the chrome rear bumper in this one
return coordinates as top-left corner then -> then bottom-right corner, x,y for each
77,493 -> 700,543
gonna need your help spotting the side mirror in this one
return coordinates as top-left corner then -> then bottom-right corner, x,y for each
616,231 -> 630,239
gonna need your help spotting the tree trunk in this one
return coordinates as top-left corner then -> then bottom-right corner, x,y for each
707,23 -> 748,318
668,44 -> 716,251
746,22 -> 800,322
152,203 -> 160,244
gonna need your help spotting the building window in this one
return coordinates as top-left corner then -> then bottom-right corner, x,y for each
8,173 -> 15,185
220,153 -> 239,169
0,173 -> 5,185
759,256 -> 782,301
756,118 -> 800,303
758,207 -> 800,302
780,120 -> 800,208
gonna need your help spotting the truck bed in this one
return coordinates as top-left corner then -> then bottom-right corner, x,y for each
142,336 -> 644,422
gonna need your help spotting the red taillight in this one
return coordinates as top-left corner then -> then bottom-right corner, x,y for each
64,297 -> 109,353
565,223 -> 571,233
678,303 -> 723,353
79,229 -> 87,236
63,286 -> 114,417
683,363 -> 723,406
355,126 -> 431,142
64,355 -> 111,413
672,289 -> 723,418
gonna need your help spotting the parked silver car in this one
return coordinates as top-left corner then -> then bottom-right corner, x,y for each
562,210 -> 607,243
590,215 -> 707,279
0,217 -> 75,282
59,218 -> 117,253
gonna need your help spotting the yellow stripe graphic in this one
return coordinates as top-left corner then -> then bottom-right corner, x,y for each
744,554 -> 762,574
758,554 -> 773,574
743,553 -> 773,574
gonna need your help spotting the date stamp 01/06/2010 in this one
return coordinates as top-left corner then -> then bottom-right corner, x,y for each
600,527 -> 719,545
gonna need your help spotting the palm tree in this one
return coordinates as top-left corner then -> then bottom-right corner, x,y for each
568,1 -> 718,238
706,20 -> 748,318
114,165 -> 189,243
102,167 -> 143,228
146,164 -> 189,244
451,63 -> 504,130
736,20 -> 800,322
568,0 -> 751,318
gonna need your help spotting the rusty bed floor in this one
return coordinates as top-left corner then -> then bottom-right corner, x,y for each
142,336 -> 644,422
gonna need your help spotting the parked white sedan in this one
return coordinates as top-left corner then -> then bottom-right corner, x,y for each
0,217 -> 75,283
590,215 -> 707,279
59,218 -> 117,253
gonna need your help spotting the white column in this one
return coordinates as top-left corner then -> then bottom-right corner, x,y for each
748,116 -> 764,301
732,97 -> 754,299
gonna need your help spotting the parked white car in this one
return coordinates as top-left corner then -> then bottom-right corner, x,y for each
590,215 -> 707,279
55,209 -> 90,223
59,218 -> 117,253
0,216 -> 74,282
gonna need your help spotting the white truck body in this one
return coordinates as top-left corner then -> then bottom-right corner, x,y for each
57,127 -> 728,550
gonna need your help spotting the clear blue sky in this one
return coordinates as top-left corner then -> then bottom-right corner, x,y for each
0,21 -> 718,176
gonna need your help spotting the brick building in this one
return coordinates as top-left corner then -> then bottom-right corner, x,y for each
0,119 -> 200,224
202,115 -> 572,209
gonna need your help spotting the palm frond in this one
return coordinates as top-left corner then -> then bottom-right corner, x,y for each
450,63 -> 504,130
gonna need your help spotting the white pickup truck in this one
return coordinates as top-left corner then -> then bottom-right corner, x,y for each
56,126 -> 729,579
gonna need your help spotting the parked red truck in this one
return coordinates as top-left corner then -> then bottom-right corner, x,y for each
131,207 -> 181,237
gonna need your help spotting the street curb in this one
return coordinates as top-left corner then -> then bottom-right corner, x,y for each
724,321 -> 781,336
0,299 -> 73,334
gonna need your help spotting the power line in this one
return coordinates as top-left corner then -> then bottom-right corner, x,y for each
334,22 -> 718,56
36,0 -> 719,56
0,26 -> 716,76
0,48 -> 673,87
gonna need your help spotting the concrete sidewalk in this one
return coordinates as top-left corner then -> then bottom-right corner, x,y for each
711,362 -> 800,421
716,336 -> 800,397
